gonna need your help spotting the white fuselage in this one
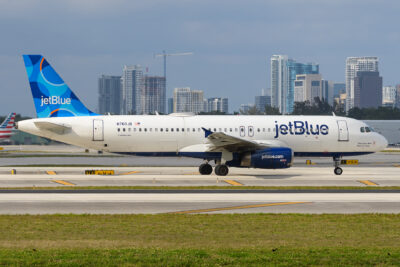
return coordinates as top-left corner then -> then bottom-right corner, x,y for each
17,114 -> 388,157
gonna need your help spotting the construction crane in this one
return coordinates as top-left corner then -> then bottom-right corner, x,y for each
155,50 -> 193,81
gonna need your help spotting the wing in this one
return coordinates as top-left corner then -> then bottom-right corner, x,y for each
204,131 -> 260,152
34,121 -> 71,134
202,128 -> 286,153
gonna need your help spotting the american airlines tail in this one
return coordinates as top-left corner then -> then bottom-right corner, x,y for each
22,55 -> 98,118
0,112 -> 16,140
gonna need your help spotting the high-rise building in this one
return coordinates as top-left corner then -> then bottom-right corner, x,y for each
167,98 -> 174,114
382,86 -> 396,107
255,95 -> 271,113
345,57 -> 379,111
139,76 -> 166,114
98,75 -> 121,115
333,83 -> 346,98
353,71 -> 382,108
122,65 -> 143,114
396,85 -> 400,108
205,97 -> 229,113
270,55 -> 319,114
294,74 -> 322,104
173,87 -> 204,114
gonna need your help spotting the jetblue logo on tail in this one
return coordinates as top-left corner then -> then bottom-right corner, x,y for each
40,96 -> 71,107
274,121 -> 329,138
23,55 -> 98,118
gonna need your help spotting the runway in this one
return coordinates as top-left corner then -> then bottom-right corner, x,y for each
0,147 -> 399,214
0,165 -> 400,187
0,190 -> 399,214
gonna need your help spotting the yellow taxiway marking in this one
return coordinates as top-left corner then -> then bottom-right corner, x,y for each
46,171 -> 57,175
224,180 -> 243,186
358,180 -> 378,186
393,164 -> 400,168
120,171 -> 141,175
52,180 -> 75,186
172,202 -> 311,214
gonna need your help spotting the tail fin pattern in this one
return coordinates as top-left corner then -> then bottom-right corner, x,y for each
22,55 -> 98,118
0,112 -> 16,129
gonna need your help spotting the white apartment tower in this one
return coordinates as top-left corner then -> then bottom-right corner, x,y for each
122,65 -> 143,114
173,87 -> 204,114
270,55 -> 288,112
345,57 -> 379,112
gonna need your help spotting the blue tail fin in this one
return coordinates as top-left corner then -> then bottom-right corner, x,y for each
22,55 -> 98,118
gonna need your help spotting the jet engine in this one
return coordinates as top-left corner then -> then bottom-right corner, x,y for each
240,147 -> 293,169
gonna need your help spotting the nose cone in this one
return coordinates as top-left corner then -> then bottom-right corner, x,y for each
376,133 -> 388,151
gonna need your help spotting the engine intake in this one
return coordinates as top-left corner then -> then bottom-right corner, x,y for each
240,147 -> 293,169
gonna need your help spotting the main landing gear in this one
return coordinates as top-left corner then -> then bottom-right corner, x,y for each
333,157 -> 343,175
198,161 -> 229,176
199,162 -> 213,175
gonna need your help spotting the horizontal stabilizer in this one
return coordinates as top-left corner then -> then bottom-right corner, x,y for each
34,121 -> 71,134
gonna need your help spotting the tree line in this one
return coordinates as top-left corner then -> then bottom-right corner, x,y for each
237,97 -> 400,120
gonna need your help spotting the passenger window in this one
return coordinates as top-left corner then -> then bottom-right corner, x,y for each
144,128 -> 147,132
198,128 -> 201,132
214,128 -> 216,132
257,128 -> 260,132
155,128 -> 158,132
182,128 -> 185,132
360,127 -> 365,133
149,128 -> 152,132
230,128 -> 232,132
235,128 -> 238,132
268,128 -> 271,132
193,128 -> 196,132
160,128 -> 163,132
224,128 -> 227,132
118,128 -> 120,132
219,128 -> 222,132
171,128 -> 174,132
176,128 -> 179,132
134,128 -> 137,132
128,128 -> 131,132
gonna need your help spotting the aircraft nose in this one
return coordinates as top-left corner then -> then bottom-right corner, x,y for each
377,134 -> 388,150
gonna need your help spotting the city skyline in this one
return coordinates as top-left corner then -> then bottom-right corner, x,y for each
1,0 -> 400,116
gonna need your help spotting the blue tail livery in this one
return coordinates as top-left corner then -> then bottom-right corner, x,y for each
22,55 -> 98,118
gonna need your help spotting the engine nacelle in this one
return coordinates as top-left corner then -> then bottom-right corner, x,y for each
240,147 -> 293,169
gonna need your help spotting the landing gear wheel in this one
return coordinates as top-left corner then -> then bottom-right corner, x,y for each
199,163 -> 213,175
215,164 -> 229,176
334,167 -> 343,175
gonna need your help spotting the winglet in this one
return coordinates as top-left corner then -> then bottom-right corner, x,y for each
202,127 -> 213,138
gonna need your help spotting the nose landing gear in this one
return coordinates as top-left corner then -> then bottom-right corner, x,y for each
333,157 -> 343,175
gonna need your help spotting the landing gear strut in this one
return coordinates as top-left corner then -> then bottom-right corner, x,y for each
215,164 -> 229,176
333,157 -> 343,175
199,162 -> 213,175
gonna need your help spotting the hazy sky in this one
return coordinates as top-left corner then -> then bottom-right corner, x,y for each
1,0 -> 399,116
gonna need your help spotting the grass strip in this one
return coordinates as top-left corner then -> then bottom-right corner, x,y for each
0,214 -> 399,249
1,185 -> 400,190
0,214 -> 400,265
0,248 -> 399,266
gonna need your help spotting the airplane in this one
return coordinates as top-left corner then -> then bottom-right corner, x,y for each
0,112 -> 16,141
16,55 -> 388,176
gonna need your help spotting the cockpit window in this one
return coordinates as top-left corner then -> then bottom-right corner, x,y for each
360,127 -> 365,133
365,127 -> 371,133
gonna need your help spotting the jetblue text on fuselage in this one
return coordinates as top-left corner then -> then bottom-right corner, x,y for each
40,96 -> 71,107
274,121 -> 329,138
